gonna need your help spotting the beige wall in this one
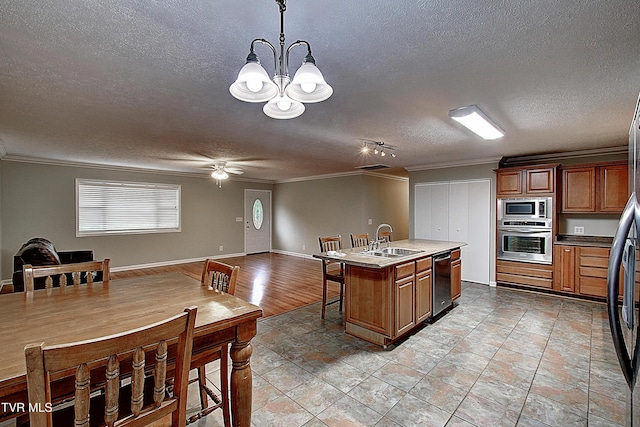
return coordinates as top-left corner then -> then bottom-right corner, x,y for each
0,161 -> 409,280
0,160 -> 272,277
273,173 -> 409,255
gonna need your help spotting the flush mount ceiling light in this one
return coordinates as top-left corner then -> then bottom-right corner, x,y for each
360,140 -> 397,158
229,0 -> 333,119
448,105 -> 504,140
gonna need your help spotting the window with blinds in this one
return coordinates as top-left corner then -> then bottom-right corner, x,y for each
76,179 -> 181,236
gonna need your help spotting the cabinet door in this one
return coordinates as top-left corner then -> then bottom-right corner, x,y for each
526,168 -> 555,194
562,167 -> 596,212
395,276 -> 416,336
600,164 -> 629,212
451,258 -> 462,300
496,170 -> 522,196
553,245 -> 575,293
416,271 -> 432,323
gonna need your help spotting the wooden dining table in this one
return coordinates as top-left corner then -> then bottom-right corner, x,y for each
0,271 -> 262,427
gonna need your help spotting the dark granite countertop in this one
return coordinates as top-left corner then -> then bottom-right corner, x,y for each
555,235 -> 613,248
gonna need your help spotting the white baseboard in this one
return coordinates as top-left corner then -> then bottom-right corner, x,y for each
270,249 -> 318,261
110,252 -> 247,272
489,280 -> 497,287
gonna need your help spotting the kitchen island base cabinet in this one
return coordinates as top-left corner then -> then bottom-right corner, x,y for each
345,256 -> 439,347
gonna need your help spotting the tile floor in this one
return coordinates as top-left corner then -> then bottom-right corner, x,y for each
2,282 -> 627,427
241,282 -> 627,427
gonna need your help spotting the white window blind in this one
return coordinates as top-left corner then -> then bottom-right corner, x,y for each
76,179 -> 181,236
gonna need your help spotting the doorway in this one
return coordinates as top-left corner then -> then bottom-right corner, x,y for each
244,189 -> 271,254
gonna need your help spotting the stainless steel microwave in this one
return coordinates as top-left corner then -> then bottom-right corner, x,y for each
498,197 -> 552,221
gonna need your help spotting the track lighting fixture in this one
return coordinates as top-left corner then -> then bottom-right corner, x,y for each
360,139 -> 397,158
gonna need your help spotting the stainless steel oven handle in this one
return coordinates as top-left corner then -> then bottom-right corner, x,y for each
499,228 -> 551,234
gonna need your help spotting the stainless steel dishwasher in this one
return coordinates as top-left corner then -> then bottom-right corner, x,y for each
432,251 -> 452,318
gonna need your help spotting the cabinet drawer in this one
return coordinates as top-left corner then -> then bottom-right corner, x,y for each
497,260 -> 553,289
451,249 -> 461,260
578,276 -> 607,298
415,257 -> 432,273
395,261 -> 415,280
578,247 -> 609,258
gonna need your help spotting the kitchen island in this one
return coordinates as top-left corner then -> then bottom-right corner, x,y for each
314,239 -> 465,347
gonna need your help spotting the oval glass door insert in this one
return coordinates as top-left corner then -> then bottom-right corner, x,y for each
252,198 -> 264,230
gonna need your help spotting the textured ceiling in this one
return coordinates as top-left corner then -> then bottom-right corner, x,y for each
1,0 -> 639,181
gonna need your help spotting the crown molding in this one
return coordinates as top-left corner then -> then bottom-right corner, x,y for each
275,169 -> 408,184
499,146 -> 627,166
0,155 -> 274,184
405,156 -> 502,172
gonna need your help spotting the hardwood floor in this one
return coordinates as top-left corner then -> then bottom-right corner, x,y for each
110,252 -> 340,318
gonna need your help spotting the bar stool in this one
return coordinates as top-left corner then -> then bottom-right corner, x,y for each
318,235 -> 345,319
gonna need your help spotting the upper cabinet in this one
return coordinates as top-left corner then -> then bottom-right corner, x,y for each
560,161 -> 628,213
496,165 -> 557,197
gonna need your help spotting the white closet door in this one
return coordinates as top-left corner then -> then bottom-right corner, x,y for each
414,184 -> 433,239
465,180 -> 490,284
448,182 -> 469,245
431,183 -> 449,241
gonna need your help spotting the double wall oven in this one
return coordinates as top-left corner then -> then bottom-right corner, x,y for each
497,197 -> 553,264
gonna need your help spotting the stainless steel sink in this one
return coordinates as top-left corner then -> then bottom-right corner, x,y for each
360,247 -> 424,258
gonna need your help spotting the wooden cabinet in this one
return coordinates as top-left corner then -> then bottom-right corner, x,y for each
561,162 -> 628,213
451,249 -> 461,300
496,165 -> 557,197
577,246 -> 611,298
496,259 -> 553,289
600,164 -> 629,212
415,257 -> 432,323
553,245 -> 576,293
394,262 -> 416,336
345,254 -> 440,346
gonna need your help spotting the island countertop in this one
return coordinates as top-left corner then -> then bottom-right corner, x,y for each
313,238 -> 466,268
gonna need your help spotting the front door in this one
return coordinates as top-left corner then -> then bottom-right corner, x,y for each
245,189 -> 271,254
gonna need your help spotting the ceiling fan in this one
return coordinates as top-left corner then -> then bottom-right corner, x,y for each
210,161 -> 244,187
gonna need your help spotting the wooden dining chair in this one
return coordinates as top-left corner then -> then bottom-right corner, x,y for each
23,259 -> 110,292
24,307 -> 197,427
318,236 -> 345,319
188,259 -> 239,426
350,233 -> 370,249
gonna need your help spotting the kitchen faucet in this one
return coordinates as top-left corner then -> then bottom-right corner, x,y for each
371,223 -> 393,250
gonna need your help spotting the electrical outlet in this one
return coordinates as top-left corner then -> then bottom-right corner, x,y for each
302,244 -> 306,251
574,226 -> 585,235
235,217 -> 243,222
219,245 -> 224,251
368,219 -> 373,225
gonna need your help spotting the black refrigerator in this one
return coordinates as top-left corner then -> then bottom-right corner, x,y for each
608,91 -> 640,427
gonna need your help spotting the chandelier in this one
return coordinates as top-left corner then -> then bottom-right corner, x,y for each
229,0 -> 333,119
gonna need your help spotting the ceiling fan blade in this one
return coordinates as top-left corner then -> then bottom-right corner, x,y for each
225,168 -> 244,175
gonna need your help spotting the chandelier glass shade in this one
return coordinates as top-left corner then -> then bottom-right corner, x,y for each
229,0 -> 332,119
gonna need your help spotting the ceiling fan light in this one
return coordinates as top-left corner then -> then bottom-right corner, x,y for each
229,62 -> 279,103
263,94 -> 305,119
285,62 -> 333,103
448,105 -> 504,140
211,170 -> 229,180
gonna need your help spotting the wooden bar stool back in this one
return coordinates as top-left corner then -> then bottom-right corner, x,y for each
189,259 -> 239,426
24,307 -> 197,427
350,233 -> 370,248
318,236 -> 345,319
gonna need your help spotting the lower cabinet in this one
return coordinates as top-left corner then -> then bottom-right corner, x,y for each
553,245 -> 576,293
451,249 -> 462,300
345,254 -> 437,346
496,259 -> 553,289
552,244 -> 622,299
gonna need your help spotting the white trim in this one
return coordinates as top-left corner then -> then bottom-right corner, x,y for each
489,280 -> 497,287
498,146 -> 627,165
275,169 -> 408,184
109,253 -> 246,272
271,249 -> 318,260
406,157 -> 501,172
